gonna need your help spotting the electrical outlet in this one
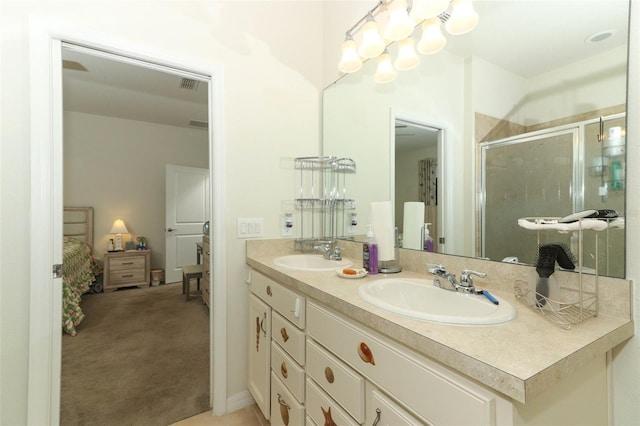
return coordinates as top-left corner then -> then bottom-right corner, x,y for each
282,214 -> 293,237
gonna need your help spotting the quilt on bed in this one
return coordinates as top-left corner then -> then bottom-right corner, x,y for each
62,238 -> 101,336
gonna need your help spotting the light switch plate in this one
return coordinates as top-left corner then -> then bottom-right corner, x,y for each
237,218 -> 264,238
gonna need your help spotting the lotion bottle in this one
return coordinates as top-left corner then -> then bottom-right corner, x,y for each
363,225 -> 378,274
423,223 -> 434,252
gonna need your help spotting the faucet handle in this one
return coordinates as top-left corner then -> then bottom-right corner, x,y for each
427,263 -> 446,274
460,269 -> 487,286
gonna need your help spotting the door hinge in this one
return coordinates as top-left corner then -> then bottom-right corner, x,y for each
53,264 -> 63,278
439,237 -> 445,245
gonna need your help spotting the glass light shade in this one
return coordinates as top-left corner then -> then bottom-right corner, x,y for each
445,0 -> 479,35
410,0 -> 450,22
110,219 -> 129,234
373,50 -> 397,84
338,37 -> 362,73
358,16 -> 385,58
384,0 -> 415,41
417,19 -> 447,54
394,37 -> 420,70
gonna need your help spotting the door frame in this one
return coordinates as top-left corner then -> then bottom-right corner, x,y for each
28,16 -> 228,423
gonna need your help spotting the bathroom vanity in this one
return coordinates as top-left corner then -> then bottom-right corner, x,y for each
246,239 -> 633,425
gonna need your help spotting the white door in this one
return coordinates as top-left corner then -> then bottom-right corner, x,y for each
165,164 -> 209,283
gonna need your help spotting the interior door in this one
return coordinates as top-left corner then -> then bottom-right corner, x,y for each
165,164 -> 209,283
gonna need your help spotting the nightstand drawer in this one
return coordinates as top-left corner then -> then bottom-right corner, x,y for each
109,256 -> 146,270
109,269 -> 146,284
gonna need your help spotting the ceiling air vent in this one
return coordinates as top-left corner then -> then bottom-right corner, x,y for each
189,120 -> 208,129
180,78 -> 200,90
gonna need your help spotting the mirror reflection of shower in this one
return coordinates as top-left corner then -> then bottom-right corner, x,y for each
480,114 -> 626,278
394,119 -> 442,252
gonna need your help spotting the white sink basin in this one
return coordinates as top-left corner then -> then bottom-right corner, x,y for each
273,254 -> 353,272
358,278 -> 516,325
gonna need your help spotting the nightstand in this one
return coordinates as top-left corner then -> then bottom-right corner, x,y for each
103,250 -> 151,292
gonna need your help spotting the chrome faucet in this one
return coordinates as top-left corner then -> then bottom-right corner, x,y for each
314,244 -> 343,261
427,264 -> 486,294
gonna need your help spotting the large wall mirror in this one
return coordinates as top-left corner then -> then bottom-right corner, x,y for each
322,0 -> 629,278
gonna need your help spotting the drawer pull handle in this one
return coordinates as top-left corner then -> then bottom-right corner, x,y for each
266,285 -> 272,297
277,393 -> 290,426
324,366 -> 335,383
280,327 -> 289,342
280,361 -> 288,378
121,274 -> 134,278
372,408 -> 381,426
358,342 -> 375,365
259,312 -> 267,337
122,262 -> 134,265
321,406 -> 336,426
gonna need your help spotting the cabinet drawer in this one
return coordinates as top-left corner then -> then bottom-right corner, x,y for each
271,372 -> 305,426
272,311 -> 306,365
109,269 -> 146,284
307,302 -> 496,426
271,341 -> 305,404
306,378 -> 359,426
250,271 -> 305,329
367,383 -> 427,425
109,256 -> 146,270
306,339 -> 364,423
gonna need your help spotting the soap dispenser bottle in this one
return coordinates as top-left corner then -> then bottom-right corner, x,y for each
363,225 -> 379,274
423,223 -> 434,252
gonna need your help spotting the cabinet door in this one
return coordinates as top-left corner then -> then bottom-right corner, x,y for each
248,294 -> 271,419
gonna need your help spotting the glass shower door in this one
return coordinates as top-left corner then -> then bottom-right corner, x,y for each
481,129 -> 576,265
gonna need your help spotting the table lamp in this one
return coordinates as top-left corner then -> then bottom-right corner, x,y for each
110,219 -> 129,251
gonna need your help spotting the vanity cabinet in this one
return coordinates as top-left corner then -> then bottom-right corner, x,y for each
306,301 -> 502,425
248,271 -> 306,423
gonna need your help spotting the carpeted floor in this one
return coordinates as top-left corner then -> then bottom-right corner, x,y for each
61,282 -> 210,426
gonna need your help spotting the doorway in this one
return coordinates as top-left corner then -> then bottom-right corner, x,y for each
28,29 -> 227,424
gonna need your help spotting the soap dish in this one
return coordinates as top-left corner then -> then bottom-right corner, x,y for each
337,268 -> 368,279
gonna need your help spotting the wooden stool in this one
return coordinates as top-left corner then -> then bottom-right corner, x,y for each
182,264 -> 203,301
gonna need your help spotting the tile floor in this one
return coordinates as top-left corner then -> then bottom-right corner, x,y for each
172,404 -> 269,426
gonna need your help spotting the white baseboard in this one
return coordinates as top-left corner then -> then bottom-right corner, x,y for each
226,390 -> 255,413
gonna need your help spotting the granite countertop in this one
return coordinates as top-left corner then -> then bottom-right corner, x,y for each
246,246 -> 633,404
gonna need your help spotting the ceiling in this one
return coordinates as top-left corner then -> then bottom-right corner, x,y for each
62,1 -> 628,133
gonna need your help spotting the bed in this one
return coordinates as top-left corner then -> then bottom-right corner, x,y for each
63,207 -> 102,336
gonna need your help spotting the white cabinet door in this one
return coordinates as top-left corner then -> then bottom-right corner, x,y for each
249,294 -> 272,419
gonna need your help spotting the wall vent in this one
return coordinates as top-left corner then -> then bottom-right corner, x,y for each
180,78 -> 200,90
189,120 -> 208,129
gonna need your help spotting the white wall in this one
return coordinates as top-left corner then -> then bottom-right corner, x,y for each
64,111 -> 209,269
1,1 -> 322,423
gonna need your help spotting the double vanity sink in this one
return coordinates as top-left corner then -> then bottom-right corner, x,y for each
273,254 -> 516,326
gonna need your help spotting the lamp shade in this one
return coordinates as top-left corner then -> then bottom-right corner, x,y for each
417,18 -> 447,54
394,37 -> 420,70
110,219 -> 129,234
358,14 -> 385,58
373,50 -> 397,84
445,0 -> 479,35
338,35 -> 363,73
384,0 -> 414,42
410,0 -> 450,22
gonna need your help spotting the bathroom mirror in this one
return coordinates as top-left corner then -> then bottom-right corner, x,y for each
322,0 -> 629,277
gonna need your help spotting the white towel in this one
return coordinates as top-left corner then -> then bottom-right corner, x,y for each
370,201 -> 395,261
403,202 -> 425,250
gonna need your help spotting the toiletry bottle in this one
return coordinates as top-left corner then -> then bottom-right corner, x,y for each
423,223 -> 434,252
611,160 -> 623,190
363,225 -> 378,274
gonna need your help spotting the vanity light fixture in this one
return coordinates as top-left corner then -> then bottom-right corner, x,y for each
337,0 -> 479,83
